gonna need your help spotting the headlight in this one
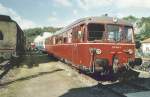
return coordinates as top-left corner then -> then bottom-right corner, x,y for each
96,49 -> 101,54
113,17 -> 118,23
128,49 -> 133,54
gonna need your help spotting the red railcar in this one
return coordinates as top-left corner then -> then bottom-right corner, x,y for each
45,16 -> 141,75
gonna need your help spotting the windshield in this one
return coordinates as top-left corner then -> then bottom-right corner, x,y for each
124,26 -> 133,42
107,25 -> 121,42
88,23 -> 104,41
107,25 -> 133,43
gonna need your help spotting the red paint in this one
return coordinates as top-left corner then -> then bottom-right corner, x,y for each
45,17 -> 135,73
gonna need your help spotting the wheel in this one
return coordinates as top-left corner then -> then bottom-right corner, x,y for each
94,59 -> 109,73
134,58 -> 142,66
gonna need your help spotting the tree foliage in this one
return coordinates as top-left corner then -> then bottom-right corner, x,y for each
24,27 -> 62,42
123,15 -> 138,23
24,16 -> 150,43
123,16 -> 150,41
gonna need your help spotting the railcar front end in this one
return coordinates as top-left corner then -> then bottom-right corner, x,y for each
85,23 -> 136,74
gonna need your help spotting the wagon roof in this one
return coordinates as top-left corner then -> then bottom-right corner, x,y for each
55,16 -> 132,35
0,15 -> 13,22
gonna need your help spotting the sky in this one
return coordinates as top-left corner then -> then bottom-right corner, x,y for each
0,0 -> 150,29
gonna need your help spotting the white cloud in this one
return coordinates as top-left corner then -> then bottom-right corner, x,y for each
114,0 -> 150,17
0,3 -> 38,29
53,0 -> 72,7
77,0 -> 112,10
73,9 -> 78,15
48,15 -> 58,21
77,0 -> 150,10
52,11 -> 57,16
116,0 -> 150,9
48,15 -> 75,27
49,0 -> 150,27
75,0 -> 150,17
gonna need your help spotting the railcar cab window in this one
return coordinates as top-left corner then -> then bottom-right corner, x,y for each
124,26 -> 133,43
88,23 -> 104,41
107,25 -> 133,43
0,31 -> 3,40
107,25 -> 121,42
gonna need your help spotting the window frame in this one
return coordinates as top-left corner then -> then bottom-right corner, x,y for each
87,23 -> 105,42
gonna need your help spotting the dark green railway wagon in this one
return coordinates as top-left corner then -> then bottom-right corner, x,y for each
0,15 -> 25,62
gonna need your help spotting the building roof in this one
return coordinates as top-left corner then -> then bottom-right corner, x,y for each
142,38 -> 150,43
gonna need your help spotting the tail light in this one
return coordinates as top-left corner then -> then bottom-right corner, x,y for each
123,49 -> 133,54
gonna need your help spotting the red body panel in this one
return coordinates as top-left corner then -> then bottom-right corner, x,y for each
45,43 -> 135,68
45,17 -> 136,73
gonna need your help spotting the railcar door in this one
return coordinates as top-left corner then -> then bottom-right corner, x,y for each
72,26 -> 79,65
72,25 -> 85,65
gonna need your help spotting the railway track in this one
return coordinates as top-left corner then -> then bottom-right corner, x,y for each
0,60 -> 11,79
0,55 -> 24,79
91,77 -> 150,97
101,81 -> 150,96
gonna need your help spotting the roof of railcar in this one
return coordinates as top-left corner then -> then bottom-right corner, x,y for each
54,16 -> 133,35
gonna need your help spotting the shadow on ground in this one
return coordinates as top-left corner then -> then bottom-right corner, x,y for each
0,69 -> 63,87
0,51 -> 58,81
21,51 -> 58,68
59,78 -> 150,97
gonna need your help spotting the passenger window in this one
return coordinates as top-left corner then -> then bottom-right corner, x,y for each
53,37 -> 56,45
63,37 -> 67,43
68,31 -> 72,43
0,31 -> 3,40
72,27 -> 79,42
77,24 -> 85,42
88,24 -> 104,41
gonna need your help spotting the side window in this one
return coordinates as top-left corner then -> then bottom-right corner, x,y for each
72,26 -> 84,42
79,24 -> 85,42
63,37 -> 67,43
53,37 -> 56,45
55,37 -> 58,44
45,38 -> 49,44
72,27 -> 78,42
0,31 -> 3,40
68,29 -> 72,43
63,32 -> 68,43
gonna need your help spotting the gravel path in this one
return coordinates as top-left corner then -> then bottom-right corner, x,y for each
0,62 -> 91,97
0,55 -> 150,97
